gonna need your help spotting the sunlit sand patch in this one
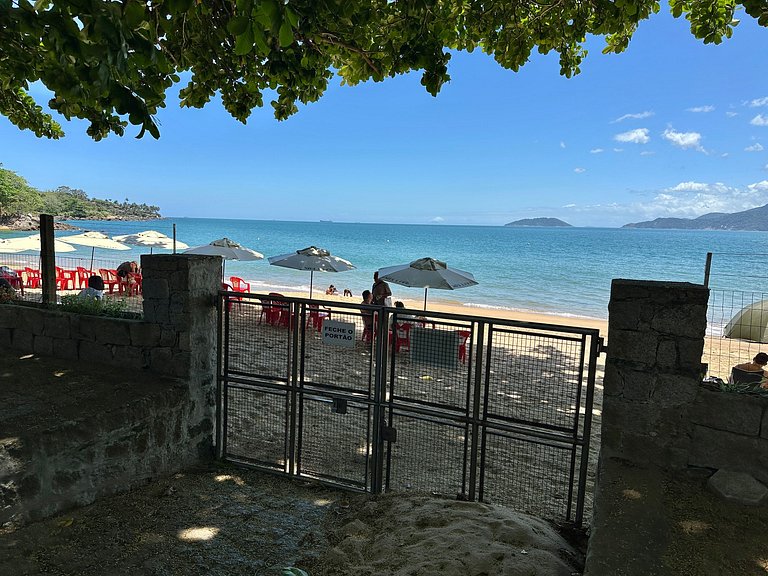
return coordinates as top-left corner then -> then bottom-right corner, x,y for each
622,488 -> 643,500
214,474 -> 245,486
678,519 -> 711,534
178,526 -> 220,541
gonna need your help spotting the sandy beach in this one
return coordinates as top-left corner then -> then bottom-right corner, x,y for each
278,291 -> 609,335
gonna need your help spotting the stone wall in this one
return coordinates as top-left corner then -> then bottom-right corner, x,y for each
602,278 -> 768,479
0,254 -> 220,526
0,254 -> 217,379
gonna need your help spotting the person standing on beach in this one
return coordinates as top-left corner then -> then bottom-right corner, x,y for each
372,271 -> 392,306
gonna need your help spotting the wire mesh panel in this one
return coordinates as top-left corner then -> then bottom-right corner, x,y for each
485,327 -> 587,433
296,395 -> 372,488
224,385 -> 289,472
226,298 -> 291,382
387,314 -> 474,413
480,431 -> 580,520
384,411 -> 470,499
704,289 -> 768,381
299,304 -> 375,395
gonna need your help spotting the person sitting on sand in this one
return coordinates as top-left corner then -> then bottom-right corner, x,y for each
343,288 -> 353,297
78,275 -> 105,301
326,284 -> 338,295
731,353 -> 768,388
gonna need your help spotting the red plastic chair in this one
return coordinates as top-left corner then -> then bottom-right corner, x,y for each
457,330 -> 471,364
76,267 -> 92,289
307,305 -> 331,332
268,292 -> 292,328
23,267 -> 40,288
55,267 -> 77,290
99,269 -> 120,294
393,322 -> 412,354
124,272 -> 142,296
229,276 -> 251,294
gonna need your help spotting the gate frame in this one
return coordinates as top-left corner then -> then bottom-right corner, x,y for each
216,291 -> 604,526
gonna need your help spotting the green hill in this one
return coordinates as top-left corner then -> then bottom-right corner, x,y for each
623,204 -> 768,230
0,166 -> 160,228
505,217 -> 572,227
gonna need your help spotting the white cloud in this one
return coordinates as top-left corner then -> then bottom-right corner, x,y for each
726,111 -> 739,118
662,128 -> 704,151
747,97 -> 768,107
431,216 -> 444,223
668,182 -> 710,192
611,111 -> 654,123
561,180 -> 768,226
687,105 -> 715,113
560,141 -> 566,149
640,151 -> 655,156
590,148 -> 604,154
574,167 -> 586,173
751,114 -> 768,126
613,148 -> 624,153
722,152 -> 730,157
614,128 -> 650,144
563,203 -> 576,208
745,143 -> 765,152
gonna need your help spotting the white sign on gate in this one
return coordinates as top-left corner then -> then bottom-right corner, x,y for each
322,320 -> 356,348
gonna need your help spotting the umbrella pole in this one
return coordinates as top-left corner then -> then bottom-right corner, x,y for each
424,287 -> 428,310
309,271 -> 314,298
89,247 -> 95,272
173,223 -> 177,254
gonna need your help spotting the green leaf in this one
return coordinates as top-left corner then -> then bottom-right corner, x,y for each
124,1 -> 145,28
285,7 -> 299,28
227,16 -> 250,36
234,28 -> 254,55
278,22 -> 294,47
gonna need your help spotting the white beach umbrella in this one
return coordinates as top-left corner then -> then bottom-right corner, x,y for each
59,231 -> 131,270
268,246 -> 355,298
113,230 -> 189,254
183,237 -> 264,278
724,299 -> 768,343
0,234 -> 78,253
378,257 -> 478,309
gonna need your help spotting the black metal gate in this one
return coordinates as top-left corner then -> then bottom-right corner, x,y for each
217,292 -> 604,525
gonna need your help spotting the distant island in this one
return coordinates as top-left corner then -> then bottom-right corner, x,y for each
505,217 -> 572,227
0,166 -> 161,231
623,204 -> 768,231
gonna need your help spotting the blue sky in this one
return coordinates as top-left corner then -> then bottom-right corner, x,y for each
1,8 -> 767,227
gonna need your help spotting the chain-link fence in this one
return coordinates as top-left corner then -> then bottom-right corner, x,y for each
703,252 -> 768,382
0,252 -> 143,315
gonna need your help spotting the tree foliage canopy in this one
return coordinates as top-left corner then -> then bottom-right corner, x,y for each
0,166 -> 161,218
1,0 -> 765,140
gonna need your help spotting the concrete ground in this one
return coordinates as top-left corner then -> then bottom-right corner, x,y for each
585,457 -> 768,576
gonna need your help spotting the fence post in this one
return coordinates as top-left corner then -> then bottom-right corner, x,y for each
703,252 -> 712,287
39,214 -> 56,305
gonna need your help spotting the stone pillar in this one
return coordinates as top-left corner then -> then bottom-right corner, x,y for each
140,253 -> 221,458
602,279 -> 708,468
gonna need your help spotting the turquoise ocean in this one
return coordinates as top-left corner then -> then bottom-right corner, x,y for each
3,218 -> 767,320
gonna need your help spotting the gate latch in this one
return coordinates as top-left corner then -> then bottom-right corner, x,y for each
381,426 -> 397,443
331,397 -> 348,414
